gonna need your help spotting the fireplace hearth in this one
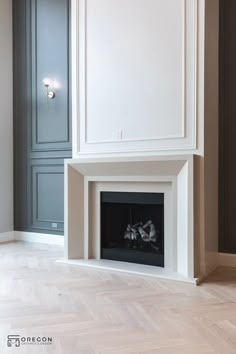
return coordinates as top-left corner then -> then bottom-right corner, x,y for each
101,192 -> 164,267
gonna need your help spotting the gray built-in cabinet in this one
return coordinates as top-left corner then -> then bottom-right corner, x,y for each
13,0 -> 71,235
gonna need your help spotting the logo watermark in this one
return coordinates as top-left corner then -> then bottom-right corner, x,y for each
7,335 -> 53,347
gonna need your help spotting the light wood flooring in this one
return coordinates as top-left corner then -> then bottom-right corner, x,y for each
0,241 -> 235,354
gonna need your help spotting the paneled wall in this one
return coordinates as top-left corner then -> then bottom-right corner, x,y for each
73,0 -> 199,157
13,0 -> 71,235
70,0 -> 220,276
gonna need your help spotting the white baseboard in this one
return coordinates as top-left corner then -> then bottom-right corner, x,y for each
0,231 -> 15,243
14,231 -> 64,245
218,253 -> 236,267
0,231 -> 64,246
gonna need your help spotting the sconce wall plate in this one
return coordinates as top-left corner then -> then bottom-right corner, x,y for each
44,84 -> 56,99
43,79 -> 56,109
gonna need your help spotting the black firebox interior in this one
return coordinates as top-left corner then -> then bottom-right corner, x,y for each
101,192 -> 164,267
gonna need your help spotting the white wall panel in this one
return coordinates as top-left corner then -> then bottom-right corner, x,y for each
74,0 -> 197,156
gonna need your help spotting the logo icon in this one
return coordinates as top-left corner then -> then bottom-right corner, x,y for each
7,335 -> 20,347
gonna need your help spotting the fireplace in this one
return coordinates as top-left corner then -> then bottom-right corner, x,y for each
101,192 -> 164,267
64,157 -> 195,281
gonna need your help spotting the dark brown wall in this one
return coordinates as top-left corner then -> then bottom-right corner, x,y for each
219,0 -> 236,253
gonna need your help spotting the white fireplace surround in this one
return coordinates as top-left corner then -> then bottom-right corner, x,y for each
61,0 -> 219,284
64,155 -> 195,283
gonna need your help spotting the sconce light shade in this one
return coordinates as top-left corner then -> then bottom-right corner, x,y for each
42,77 -> 51,87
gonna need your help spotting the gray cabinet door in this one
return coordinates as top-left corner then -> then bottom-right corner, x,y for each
31,0 -> 71,152
13,0 -> 71,235
30,160 -> 65,232
219,0 -> 236,253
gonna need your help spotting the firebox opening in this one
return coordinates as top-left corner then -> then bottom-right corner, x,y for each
101,192 -> 164,267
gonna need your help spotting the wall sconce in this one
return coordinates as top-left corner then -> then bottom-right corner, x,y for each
43,78 -> 56,109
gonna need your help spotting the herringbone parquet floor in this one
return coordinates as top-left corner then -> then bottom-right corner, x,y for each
0,241 -> 235,354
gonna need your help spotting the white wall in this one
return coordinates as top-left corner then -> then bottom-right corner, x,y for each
0,0 -> 13,233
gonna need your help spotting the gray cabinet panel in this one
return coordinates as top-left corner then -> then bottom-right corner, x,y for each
31,0 -> 71,151
31,163 -> 64,232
